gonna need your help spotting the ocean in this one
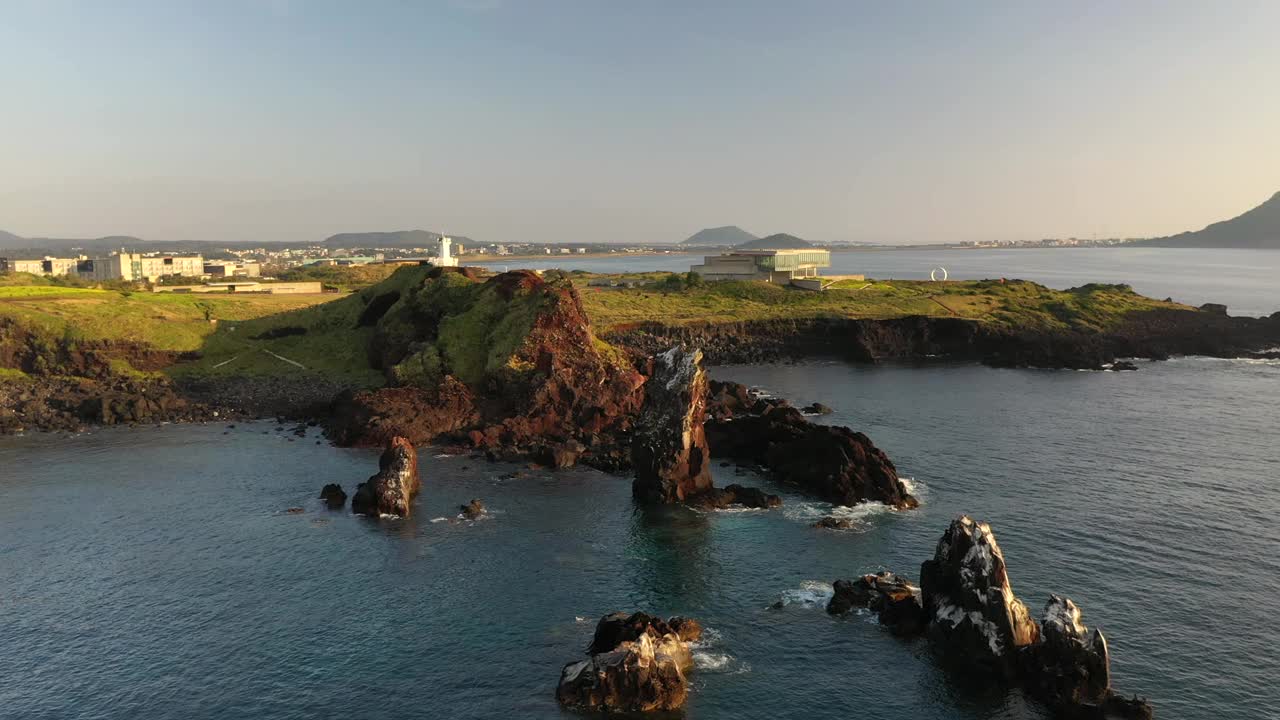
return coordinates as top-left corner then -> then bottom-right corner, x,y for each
1,248 -> 1278,719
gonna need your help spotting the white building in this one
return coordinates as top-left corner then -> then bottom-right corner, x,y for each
85,252 -> 205,282
691,249 -> 831,283
0,256 -> 84,276
430,236 -> 459,267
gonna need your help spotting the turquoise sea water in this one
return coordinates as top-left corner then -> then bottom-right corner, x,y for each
2,248 -> 1279,718
2,354 -> 1277,719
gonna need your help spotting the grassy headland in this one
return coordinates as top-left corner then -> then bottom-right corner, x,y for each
575,274 -> 1187,334
0,267 -> 1193,387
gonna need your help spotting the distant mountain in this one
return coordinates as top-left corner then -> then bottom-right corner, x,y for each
0,230 -> 25,249
1137,191 -> 1280,248
736,233 -> 812,249
322,230 -> 472,249
681,226 -> 758,246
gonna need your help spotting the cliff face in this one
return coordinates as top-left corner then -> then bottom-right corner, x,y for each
603,309 -> 1280,369
328,268 -> 645,466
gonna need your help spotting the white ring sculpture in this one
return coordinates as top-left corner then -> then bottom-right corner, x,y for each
930,267 -> 949,281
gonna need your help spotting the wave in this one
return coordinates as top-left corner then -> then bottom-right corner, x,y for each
773,580 -> 834,608
782,501 -> 890,529
690,627 -> 748,674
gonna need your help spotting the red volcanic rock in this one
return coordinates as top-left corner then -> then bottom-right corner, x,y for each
351,437 -> 420,517
328,378 -> 477,448
632,347 -> 714,503
327,269 -> 645,464
557,612 -> 702,713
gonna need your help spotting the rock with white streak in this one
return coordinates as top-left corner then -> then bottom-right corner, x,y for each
919,515 -> 1040,670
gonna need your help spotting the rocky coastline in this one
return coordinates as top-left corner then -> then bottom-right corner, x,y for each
825,516 -> 1155,719
601,307 -> 1280,370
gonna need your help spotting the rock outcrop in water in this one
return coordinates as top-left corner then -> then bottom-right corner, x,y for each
631,349 -> 782,509
350,437 -> 420,516
705,381 -> 917,509
919,515 -> 1041,669
828,516 -> 1154,718
1023,595 -> 1112,709
327,268 -> 645,470
556,612 -> 701,713
319,483 -> 347,509
631,347 -> 714,503
827,571 -> 927,635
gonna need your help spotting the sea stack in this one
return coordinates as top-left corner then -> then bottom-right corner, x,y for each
556,612 -> 701,713
631,347 -> 714,503
919,515 -> 1040,669
350,436 -> 420,516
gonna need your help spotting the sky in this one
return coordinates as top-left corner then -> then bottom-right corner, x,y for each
2,0 -> 1278,245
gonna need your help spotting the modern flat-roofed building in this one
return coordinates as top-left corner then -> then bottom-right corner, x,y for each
0,256 -> 83,276
691,249 -> 831,283
85,252 -> 205,282
204,260 -> 262,278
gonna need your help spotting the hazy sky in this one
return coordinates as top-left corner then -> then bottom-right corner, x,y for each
2,1 -> 1278,245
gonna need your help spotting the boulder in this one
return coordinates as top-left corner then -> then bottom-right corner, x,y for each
828,571 -> 927,635
694,483 -> 782,510
801,402 -> 834,415
632,347 -> 714,503
318,483 -> 347,509
350,437 -> 420,516
557,611 -> 701,713
1110,361 -> 1139,371
919,516 -> 1040,670
556,633 -> 688,713
459,498 -> 485,520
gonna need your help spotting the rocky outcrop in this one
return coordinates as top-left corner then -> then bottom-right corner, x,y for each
632,351 -> 782,509
902,517 -> 1152,718
827,571 -> 927,636
631,347 -> 714,503
327,378 -> 478,449
556,612 -> 701,713
459,498 -> 485,520
350,437 -> 420,516
919,516 -> 1040,669
327,269 -> 645,469
319,483 -> 347,509
1022,595 -> 1111,709
706,381 -> 916,509
693,483 -> 782,510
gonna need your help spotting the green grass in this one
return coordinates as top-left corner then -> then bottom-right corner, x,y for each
575,275 -> 1188,333
274,263 -> 403,291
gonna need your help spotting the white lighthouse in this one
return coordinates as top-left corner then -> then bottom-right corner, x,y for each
433,235 -> 459,267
